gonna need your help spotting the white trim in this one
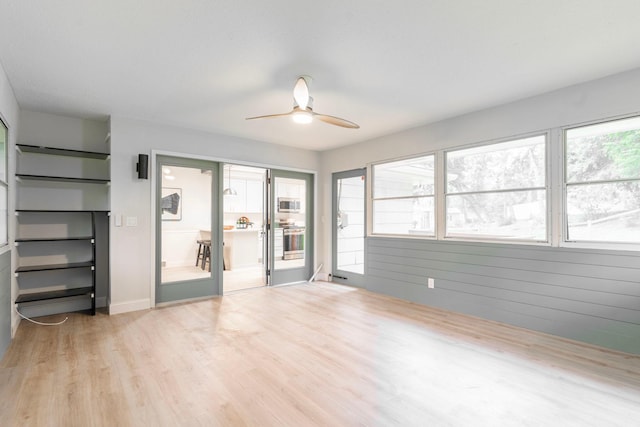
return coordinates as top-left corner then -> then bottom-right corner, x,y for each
442,235 -> 549,246
109,298 -> 151,315
561,111 -> 640,135
152,148 -> 316,174
370,152 -> 436,236
549,127 -> 564,247
435,150 -> 446,240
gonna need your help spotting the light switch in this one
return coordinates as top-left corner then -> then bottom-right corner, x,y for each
115,215 -> 122,227
125,216 -> 138,227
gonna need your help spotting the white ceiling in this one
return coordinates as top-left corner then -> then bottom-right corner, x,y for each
2,1 -> 640,151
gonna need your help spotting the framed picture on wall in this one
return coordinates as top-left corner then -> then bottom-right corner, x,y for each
161,187 -> 182,221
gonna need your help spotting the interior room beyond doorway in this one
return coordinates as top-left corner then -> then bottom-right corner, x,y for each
223,164 -> 267,292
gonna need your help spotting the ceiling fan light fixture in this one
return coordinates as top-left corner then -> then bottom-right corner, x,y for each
292,110 -> 313,124
246,77 -> 358,129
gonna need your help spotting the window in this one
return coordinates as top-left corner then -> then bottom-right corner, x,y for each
445,135 -> 547,241
565,116 -> 640,244
0,117 -> 7,247
372,155 -> 435,236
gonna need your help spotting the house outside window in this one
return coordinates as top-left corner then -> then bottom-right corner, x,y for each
372,155 -> 435,236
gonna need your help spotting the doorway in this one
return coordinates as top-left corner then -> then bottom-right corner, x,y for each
332,168 -> 366,287
155,156 -> 314,300
155,156 -> 220,304
269,169 -> 314,285
222,164 -> 268,292
221,165 -> 314,291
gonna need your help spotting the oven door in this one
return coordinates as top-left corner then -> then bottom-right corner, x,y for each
283,228 -> 305,260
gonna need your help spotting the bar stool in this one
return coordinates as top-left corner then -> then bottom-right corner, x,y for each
196,239 -> 212,271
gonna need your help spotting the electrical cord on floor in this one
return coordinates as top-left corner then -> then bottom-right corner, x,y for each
14,305 -> 68,326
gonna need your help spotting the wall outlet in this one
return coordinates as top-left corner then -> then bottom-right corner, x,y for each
428,277 -> 435,289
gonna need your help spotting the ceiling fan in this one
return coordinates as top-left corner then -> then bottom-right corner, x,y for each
246,76 -> 359,129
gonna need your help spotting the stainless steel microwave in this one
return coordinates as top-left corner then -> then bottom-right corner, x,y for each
278,197 -> 301,213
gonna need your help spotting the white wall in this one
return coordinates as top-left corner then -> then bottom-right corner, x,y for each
318,67 -> 640,271
109,117 -> 320,314
0,60 -> 19,341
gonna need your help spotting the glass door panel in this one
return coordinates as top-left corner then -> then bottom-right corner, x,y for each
332,169 -> 366,286
221,164 -> 268,293
156,156 -> 219,303
270,170 -> 313,285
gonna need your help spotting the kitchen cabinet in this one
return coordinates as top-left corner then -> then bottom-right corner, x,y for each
223,228 -> 260,269
274,228 -> 284,260
225,178 -> 263,213
246,180 -> 263,212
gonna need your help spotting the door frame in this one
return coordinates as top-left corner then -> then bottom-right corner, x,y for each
332,168 -> 367,287
269,169 -> 314,286
149,150 -> 317,306
155,155 -> 221,304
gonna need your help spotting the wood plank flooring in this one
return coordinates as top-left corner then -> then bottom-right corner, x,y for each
1,282 -> 639,426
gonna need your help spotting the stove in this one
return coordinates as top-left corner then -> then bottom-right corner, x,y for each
283,226 -> 305,260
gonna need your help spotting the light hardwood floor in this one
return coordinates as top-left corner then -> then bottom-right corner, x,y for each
1,282 -> 639,426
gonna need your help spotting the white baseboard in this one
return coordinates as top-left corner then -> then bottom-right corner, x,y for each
109,298 -> 151,315
315,272 -> 331,282
11,311 -> 20,338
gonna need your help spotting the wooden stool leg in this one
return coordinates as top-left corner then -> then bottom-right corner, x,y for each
196,242 -> 204,267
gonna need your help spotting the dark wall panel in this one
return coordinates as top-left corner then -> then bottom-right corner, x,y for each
0,251 -> 11,359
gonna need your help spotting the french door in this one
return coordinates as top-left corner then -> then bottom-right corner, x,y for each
268,169 -> 314,285
156,156 -> 220,303
332,168 -> 366,287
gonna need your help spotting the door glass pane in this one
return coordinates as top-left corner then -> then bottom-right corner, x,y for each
222,164 -> 267,292
274,176 -> 306,270
161,165 -> 212,283
336,174 -> 365,274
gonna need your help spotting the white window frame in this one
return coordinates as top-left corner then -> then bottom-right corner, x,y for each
560,114 -> 640,251
442,132 -> 550,245
365,113 -> 640,252
369,152 -> 437,238
0,115 -> 7,248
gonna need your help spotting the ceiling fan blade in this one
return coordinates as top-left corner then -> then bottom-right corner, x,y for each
314,113 -> 360,129
245,111 -> 294,120
293,77 -> 310,110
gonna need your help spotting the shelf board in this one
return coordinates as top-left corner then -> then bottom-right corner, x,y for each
15,286 -> 94,304
15,236 -> 94,243
16,174 -> 110,184
17,144 -> 110,160
16,261 -> 94,273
